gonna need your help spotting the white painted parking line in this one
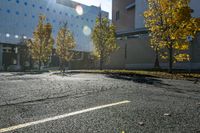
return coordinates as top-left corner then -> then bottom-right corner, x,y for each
0,100 -> 130,133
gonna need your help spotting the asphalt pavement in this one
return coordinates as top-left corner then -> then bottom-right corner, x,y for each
0,72 -> 199,133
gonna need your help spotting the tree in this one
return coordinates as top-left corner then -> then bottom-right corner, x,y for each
27,15 -> 54,70
144,0 -> 200,72
91,17 -> 118,70
56,23 -> 76,73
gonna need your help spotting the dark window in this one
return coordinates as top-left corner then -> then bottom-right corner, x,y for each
39,6 -> 43,9
24,2 -> 27,6
24,13 -> 27,16
32,4 -> 35,8
7,9 -> 10,13
116,11 -> 120,20
53,9 -> 56,13
65,13 -> 68,16
47,8 -> 50,11
16,0 -> 19,4
16,11 -> 19,15
53,20 -> 56,23
32,15 -> 35,18
59,11 -> 62,15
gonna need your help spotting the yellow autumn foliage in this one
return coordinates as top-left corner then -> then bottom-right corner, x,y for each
91,17 -> 118,69
56,23 -> 76,72
27,15 -> 54,69
144,0 -> 200,64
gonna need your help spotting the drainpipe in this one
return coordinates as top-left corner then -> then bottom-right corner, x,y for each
0,45 -> 2,70
15,47 -> 20,70
123,36 -> 128,69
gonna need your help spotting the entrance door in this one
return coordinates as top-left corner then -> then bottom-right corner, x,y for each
2,47 -> 16,70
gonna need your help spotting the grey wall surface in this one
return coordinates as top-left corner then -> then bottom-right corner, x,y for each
190,0 -> 200,18
0,44 -> 2,69
135,0 -> 147,29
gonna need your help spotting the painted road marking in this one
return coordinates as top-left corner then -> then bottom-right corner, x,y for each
0,100 -> 130,133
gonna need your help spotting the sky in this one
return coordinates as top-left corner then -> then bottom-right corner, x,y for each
72,0 -> 112,18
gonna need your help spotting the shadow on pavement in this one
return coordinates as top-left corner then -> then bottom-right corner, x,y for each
106,74 -> 200,95
0,71 -> 47,76
51,72 -> 80,77
106,74 -> 170,86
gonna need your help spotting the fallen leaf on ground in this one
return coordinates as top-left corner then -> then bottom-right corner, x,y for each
164,113 -> 171,116
138,122 -> 144,126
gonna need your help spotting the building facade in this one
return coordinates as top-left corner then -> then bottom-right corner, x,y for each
0,0 -> 108,70
110,0 -> 200,70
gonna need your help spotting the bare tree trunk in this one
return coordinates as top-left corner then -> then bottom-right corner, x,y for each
154,50 -> 160,69
60,59 -> 65,74
39,60 -> 41,71
63,61 -> 65,74
29,56 -> 32,70
169,44 -> 173,73
100,51 -> 103,70
59,58 -> 62,73
100,59 -> 103,70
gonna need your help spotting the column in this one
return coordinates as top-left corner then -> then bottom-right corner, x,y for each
16,47 -> 20,66
0,44 -> 2,70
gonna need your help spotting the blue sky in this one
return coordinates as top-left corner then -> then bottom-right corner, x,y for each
72,0 -> 112,18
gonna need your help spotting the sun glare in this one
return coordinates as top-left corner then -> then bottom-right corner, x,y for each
83,25 -> 91,36
75,5 -> 84,16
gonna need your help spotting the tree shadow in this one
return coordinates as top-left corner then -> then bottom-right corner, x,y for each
106,74 -> 170,85
6,71 -> 46,76
106,74 -> 200,95
51,72 -> 79,77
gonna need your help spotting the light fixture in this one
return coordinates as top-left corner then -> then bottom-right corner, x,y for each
83,25 -> 91,36
6,33 -> 10,38
15,35 -> 19,38
23,36 -> 27,39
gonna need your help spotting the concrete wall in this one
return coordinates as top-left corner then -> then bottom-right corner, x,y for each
135,0 -> 147,29
190,0 -> 200,18
108,36 -> 155,69
112,0 -> 135,32
191,33 -> 200,63
108,34 -> 200,70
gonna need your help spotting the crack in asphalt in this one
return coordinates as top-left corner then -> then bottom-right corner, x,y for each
0,86 -> 116,108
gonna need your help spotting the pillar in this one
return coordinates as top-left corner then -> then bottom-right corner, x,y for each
16,47 -> 20,66
0,44 -> 2,70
